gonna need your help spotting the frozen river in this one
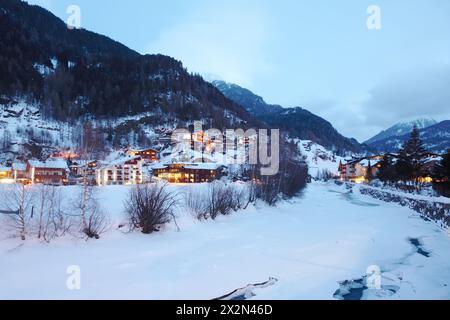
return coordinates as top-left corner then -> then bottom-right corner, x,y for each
1,182 -> 449,299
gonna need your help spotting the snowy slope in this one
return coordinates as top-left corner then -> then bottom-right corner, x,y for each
365,118 -> 437,145
297,140 -> 344,177
1,182 -> 449,300
0,99 -> 167,160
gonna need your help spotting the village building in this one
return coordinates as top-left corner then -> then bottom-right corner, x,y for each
50,150 -> 79,160
27,159 -> 69,185
0,166 -> 13,183
69,160 -> 99,185
152,162 -> 226,183
339,157 -> 381,183
126,148 -> 159,162
96,156 -> 144,186
12,163 -> 27,182
420,155 -> 443,183
69,160 -> 98,176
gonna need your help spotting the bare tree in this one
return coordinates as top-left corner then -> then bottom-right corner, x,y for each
35,184 -> 71,242
125,183 -> 178,234
72,130 -> 108,239
72,184 -> 108,239
1,184 -> 35,240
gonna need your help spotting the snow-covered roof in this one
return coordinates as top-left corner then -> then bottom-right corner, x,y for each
12,163 -> 26,171
184,163 -> 224,170
343,157 -> 381,167
153,162 -> 225,171
28,159 -> 68,170
70,160 -> 96,167
0,166 -> 12,172
150,163 -> 169,170
99,156 -> 142,169
359,159 -> 380,167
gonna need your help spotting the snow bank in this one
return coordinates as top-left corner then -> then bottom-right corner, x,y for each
1,182 -> 450,300
358,185 -> 450,229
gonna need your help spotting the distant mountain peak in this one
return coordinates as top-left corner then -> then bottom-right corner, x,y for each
366,120 -> 450,154
365,118 -> 437,145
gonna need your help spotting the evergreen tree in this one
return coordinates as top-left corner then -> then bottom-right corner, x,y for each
395,126 -> 427,185
365,160 -> 373,182
377,154 -> 395,184
440,149 -> 450,181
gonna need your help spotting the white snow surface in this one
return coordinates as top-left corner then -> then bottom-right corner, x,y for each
1,181 -> 450,300
298,140 -> 343,177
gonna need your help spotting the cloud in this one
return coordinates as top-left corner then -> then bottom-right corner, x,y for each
144,2 -> 273,87
362,63 -> 450,127
307,63 -> 450,142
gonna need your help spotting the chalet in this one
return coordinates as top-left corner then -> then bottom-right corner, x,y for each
12,163 -> 27,181
152,162 -> 226,183
0,166 -> 13,182
69,160 -> 98,176
69,160 -> 99,185
96,156 -> 144,186
27,159 -> 69,185
339,157 -> 381,183
126,148 -> 159,162
419,156 -> 443,183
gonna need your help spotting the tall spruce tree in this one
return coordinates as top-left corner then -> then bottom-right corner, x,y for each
366,160 -> 373,182
440,149 -> 450,181
377,154 -> 395,184
395,126 -> 427,185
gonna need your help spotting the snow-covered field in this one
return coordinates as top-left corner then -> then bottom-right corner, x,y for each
1,182 -> 450,300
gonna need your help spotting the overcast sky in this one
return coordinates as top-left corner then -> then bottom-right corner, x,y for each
27,0 -> 450,142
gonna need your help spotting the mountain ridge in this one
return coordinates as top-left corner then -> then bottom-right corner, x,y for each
0,0 -> 253,128
368,120 -> 450,154
365,118 -> 437,145
212,80 -> 368,154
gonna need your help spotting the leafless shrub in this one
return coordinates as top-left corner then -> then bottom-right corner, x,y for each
185,182 -> 245,220
72,184 -> 108,239
244,156 -> 308,206
184,188 -> 209,220
1,184 -> 35,240
255,176 -> 281,206
125,183 -> 178,234
35,184 -> 72,242
231,186 -> 249,211
208,182 -> 235,218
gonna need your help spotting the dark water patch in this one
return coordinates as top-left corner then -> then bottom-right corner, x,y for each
214,278 -> 278,301
333,279 -> 366,300
334,275 -> 400,300
408,238 -> 431,258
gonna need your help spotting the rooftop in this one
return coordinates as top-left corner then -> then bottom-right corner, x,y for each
28,159 -> 68,170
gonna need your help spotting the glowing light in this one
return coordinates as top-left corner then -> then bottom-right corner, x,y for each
353,176 -> 366,184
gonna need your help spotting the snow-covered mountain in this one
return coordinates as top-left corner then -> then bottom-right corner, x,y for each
212,80 -> 369,155
367,120 -> 450,154
0,0 -> 266,162
212,80 -> 283,116
0,98 -> 169,161
365,118 -> 437,145
0,0 -> 254,132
